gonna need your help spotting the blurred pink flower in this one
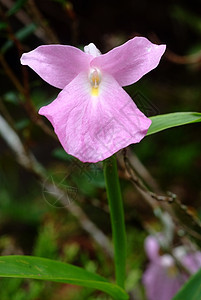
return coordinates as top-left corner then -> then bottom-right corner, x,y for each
143,236 -> 201,300
21,37 -> 165,162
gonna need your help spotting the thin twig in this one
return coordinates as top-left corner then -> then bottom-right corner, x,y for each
27,0 -> 59,44
0,97 -> 19,132
0,6 -> 57,139
122,149 -> 201,244
122,150 -> 201,283
126,148 -> 161,193
123,150 -> 174,204
0,53 -> 56,139
64,1 -> 79,46
0,54 -> 25,95
149,32 -> 201,65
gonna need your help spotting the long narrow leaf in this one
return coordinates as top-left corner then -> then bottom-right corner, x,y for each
173,268 -> 201,300
147,112 -> 201,136
0,256 -> 128,300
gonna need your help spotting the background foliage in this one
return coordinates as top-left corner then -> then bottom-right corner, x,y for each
0,0 -> 201,299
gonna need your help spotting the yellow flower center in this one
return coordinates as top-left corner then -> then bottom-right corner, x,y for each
89,68 -> 101,96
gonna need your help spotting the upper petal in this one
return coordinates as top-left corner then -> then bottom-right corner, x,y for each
39,72 -> 151,163
21,45 -> 92,89
84,43 -> 101,57
91,37 -> 166,87
145,236 -> 160,262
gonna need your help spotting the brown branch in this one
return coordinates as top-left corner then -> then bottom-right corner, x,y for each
122,149 -> 201,245
64,1 -> 79,46
0,6 -> 57,140
0,54 -> 25,95
0,54 -> 56,139
0,97 -> 16,129
126,148 -> 161,193
165,49 -> 201,65
149,32 -> 201,65
121,150 -> 201,280
26,0 -> 59,44
123,149 -> 174,204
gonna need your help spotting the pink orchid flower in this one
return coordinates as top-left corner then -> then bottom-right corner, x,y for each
21,37 -> 166,163
143,235 -> 201,300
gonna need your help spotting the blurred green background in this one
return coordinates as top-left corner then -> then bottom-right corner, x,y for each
0,0 -> 201,299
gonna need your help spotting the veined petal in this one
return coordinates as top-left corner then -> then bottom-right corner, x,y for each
21,45 -> 92,89
91,37 -> 166,87
39,72 -> 151,163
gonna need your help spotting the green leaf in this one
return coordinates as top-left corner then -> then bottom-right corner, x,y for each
0,256 -> 128,300
7,0 -> 28,16
147,112 -> 201,136
0,22 -> 7,30
1,23 -> 37,54
52,148 -> 74,162
172,268 -> 201,300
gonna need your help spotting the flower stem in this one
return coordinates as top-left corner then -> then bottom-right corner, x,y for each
103,155 -> 126,289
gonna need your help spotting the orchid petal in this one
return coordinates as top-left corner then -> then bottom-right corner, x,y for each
21,45 -> 92,89
143,261 -> 183,300
84,43 -> 101,57
91,37 -> 166,86
181,252 -> 201,274
39,72 -> 151,163
145,236 -> 160,262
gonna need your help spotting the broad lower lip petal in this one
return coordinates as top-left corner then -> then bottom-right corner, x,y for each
39,72 -> 151,163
